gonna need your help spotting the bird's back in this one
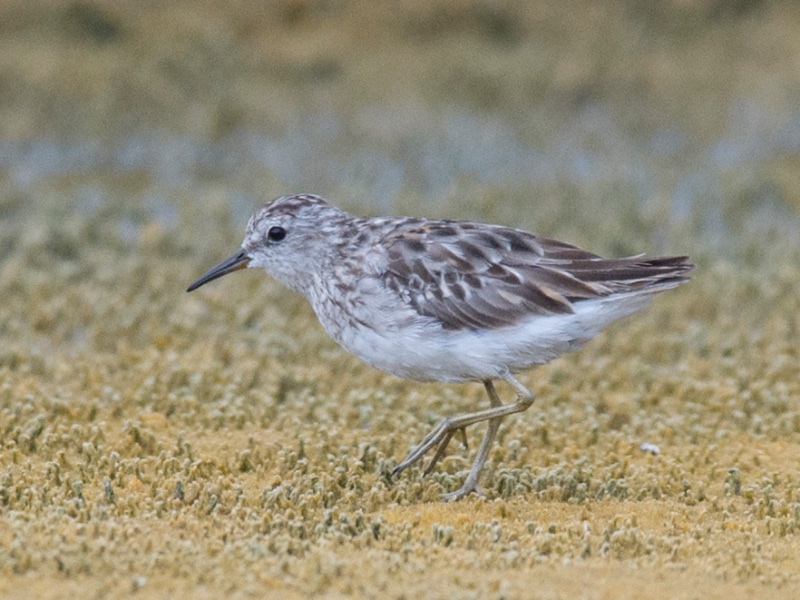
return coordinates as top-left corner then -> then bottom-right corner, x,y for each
378,219 -> 692,332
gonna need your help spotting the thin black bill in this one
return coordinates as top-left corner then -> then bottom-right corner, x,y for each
186,250 -> 250,292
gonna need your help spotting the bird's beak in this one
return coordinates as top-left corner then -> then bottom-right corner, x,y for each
186,250 -> 250,292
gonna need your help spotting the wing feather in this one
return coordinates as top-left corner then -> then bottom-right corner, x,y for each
381,222 -> 692,331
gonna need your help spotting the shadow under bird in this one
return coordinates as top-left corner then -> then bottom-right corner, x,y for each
187,194 -> 692,500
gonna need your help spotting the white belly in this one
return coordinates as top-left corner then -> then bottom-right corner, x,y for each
316,290 -> 655,383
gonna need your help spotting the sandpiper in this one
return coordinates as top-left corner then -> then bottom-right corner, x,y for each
188,194 -> 692,500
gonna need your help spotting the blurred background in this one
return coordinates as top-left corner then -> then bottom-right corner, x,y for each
2,0 -> 799,264
2,4 -> 800,593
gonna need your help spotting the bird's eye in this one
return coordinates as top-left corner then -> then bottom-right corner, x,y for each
267,226 -> 286,242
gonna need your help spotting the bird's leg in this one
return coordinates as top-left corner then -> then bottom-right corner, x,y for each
422,382 -> 502,477
392,373 -> 536,501
442,379 -> 504,500
422,431 -> 455,475
419,427 -> 467,477
458,427 -> 469,449
393,382 -> 497,477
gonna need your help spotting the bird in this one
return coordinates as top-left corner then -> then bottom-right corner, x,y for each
187,194 -> 692,500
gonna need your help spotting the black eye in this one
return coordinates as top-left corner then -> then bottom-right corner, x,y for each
267,226 -> 286,242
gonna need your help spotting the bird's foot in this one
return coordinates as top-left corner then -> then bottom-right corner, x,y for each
443,477 -> 483,501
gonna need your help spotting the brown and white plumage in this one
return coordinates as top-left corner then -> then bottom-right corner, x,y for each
381,220 -> 690,330
188,194 -> 693,500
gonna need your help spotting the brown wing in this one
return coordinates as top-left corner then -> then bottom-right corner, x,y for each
381,221 -> 692,331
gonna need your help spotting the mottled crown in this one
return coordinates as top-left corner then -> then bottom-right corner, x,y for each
246,194 -> 347,237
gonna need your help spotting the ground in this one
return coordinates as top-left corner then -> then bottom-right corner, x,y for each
1,1 -> 800,598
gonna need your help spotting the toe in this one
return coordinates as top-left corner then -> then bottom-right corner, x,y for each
443,481 -> 484,501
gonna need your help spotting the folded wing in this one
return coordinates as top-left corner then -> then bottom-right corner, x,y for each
381,221 -> 692,331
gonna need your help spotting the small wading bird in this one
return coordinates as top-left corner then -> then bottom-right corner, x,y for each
188,194 -> 692,500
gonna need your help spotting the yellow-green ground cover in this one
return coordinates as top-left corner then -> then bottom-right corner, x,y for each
3,238 -> 800,598
2,1 -> 800,598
